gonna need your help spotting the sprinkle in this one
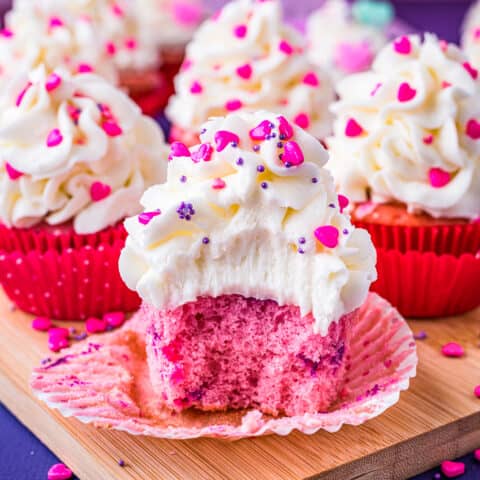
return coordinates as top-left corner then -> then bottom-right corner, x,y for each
214,130 -> 240,152
397,82 -> 416,102
5,163 -> 23,180
104,312 -> 125,328
298,248 -> 305,254
314,225 -> 339,248
102,121 -> 123,137
329,203 -> 335,208
233,24 -> 247,38
15,82 -> 32,107
282,141 -> 304,166
138,209 -> 161,225
190,80 -> 203,94
338,194 -> 349,213
434,474 -> 441,480
440,460 -> 465,478
111,3 -> 124,16
181,59 -> 192,71
279,40 -> 294,55
90,181 -> 111,202
46,129 -> 63,147
48,16 -> 64,28
429,168 -> 451,188
236,157 -> 244,166
294,113 -> 310,129
47,463 -> 72,480
77,63 -> 93,73
311,177 -> 318,183
177,201 -> 195,220
0,28 -> 13,38
191,143 -> 213,162
249,120 -> 272,141
236,63 -> 252,80
423,134 -> 433,145
466,118 -> 480,139
48,327 -> 69,339
74,333 -> 87,341
473,385 -> 480,398
41,358 -> 52,365
253,145 -> 260,152
257,165 -> 265,173
225,99 -> 242,111
32,317 -> 52,331
342,228 -> 349,235
441,342 -> 464,358
442,80 -> 451,89
180,175 -> 187,183
298,237 -> 306,244
413,330 -> 427,340
118,459 -> 126,467
475,449 -> 480,460
125,37 -> 137,50
277,141 -> 284,148
105,41 -> 116,56
86,317 -> 107,334
278,116 -> 294,140
370,82 -> 382,96
260,182 -> 268,189
48,336 -> 69,353
463,61 -> 478,79
393,36 -> 412,55
303,71 -> 319,87
169,141 -> 191,159
202,237 -> 210,244
212,178 -> 226,189
345,118 -> 364,137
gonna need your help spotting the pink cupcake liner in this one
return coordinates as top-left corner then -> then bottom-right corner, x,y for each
371,249 -> 480,318
31,293 -> 417,439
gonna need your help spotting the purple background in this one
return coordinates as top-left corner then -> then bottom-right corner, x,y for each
0,1 -> 479,479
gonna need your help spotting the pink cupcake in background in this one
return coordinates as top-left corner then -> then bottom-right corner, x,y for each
0,65 -> 169,320
167,0 -> 335,147
119,111 -> 377,415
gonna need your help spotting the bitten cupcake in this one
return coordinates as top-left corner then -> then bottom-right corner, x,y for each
306,0 -> 393,82
0,65 -> 169,320
167,0 -> 335,146
328,33 -> 480,317
119,111 -> 376,416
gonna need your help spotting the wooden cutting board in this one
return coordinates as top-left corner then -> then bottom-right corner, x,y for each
0,290 -> 479,480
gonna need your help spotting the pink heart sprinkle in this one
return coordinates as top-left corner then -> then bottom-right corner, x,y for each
423,134 -> 433,145
46,128 -> 63,147
474,385 -> 480,399
191,143 -> 213,162
440,460 -> 465,478
47,463 -> 72,480
279,40 -> 294,55
334,42 -> 374,74
181,59 -> 192,71
249,120 -> 272,140
439,39 -> 448,52
102,121 -> 123,137
282,141 -> 304,166
86,317 -> 107,334
0,28 -> 13,38
45,73 -> 62,92
111,3 -> 124,16
48,327 -> 69,339
190,80 -> 203,94
397,82 -> 416,102
225,99 -> 242,111
48,336 -> 69,353
441,342 -> 464,358
90,181 -> 111,202
103,311 -> 125,328
125,37 -> 137,50
16,82 -> 32,107
303,71 -> 319,87
314,225 -> 339,248
212,178 -> 226,189
441,81 -> 451,89
105,41 -> 116,56
429,167 -> 450,188
294,113 -> 310,129
463,61 -> 478,79
32,317 -> 52,331
214,130 -> 240,152
345,118 -> 364,137
393,36 -> 411,55
49,16 -> 64,28
169,141 -> 191,159
338,194 -> 349,213
236,63 -> 252,80
5,162 -> 23,180
77,63 -> 93,73
173,2 -> 202,26
233,24 -> 247,38
466,118 -> 480,139
278,116 -> 294,140
138,209 -> 161,225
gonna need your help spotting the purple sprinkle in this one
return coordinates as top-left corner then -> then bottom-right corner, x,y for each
298,237 -> 306,244
106,324 -> 114,331
257,165 -> 265,173
261,182 -> 268,189
202,237 -> 210,244
311,177 -> 318,183
231,141 -> 238,148
176,201 -> 195,221
414,330 -> 427,340
279,134 -> 286,140
236,157 -> 244,165
253,145 -> 260,152
285,162 -> 292,168
118,459 -> 125,467
200,128 -> 207,134
74,332 -> 88,341
69,327 -> 77,334
277,141 -> 284,148
298,248 -> 305,254
41,358 -> 52,365
180,175 -> 187,183
271,132 -> 276,138
328,203 -> 335,208
433,474 -> 441,480
343,228 -> 349,235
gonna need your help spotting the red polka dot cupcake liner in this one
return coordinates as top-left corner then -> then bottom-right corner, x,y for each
31,293 -> 417,439
0,223 -> 140,320
354,221 -> 480,317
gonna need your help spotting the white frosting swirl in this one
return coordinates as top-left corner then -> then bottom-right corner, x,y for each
120,111 -> 377,334
167,0 -> 335,139
0,66 -> 169,234
462,0 -> 480,71
328,34 -> 480,220
306,0 -> 389,82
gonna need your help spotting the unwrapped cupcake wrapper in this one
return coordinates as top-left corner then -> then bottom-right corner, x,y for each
31,293 -> 417,439
372,248 -> 480,318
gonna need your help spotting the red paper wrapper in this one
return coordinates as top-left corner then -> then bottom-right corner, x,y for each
31,293 -> 417,439
0,223 -> 140,320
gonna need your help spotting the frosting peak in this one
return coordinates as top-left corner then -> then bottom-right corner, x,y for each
0,66 -> 169,233
120,111 -> 377,334
328,34 -> 480,220
167,0 -> 335,139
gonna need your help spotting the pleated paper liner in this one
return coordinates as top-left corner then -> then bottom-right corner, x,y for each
31,293 -> 417,439
372,248 -> 480,318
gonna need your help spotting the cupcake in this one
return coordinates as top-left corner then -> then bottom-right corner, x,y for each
119,111 -> 377,416
306,0 -> 394,82
328,33 -> 480,317
167,0 -> 335,146
0,65 -> 169,320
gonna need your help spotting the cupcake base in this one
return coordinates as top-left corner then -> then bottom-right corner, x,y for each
31,293 -> 417,439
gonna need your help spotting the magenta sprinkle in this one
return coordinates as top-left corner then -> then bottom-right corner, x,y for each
15,82 -> 32,107
5,163 -> 23,180
169,141 -> 191,159
393,36 -> 412,55
338,194 -> 349,213
0,28 -> 13,38
48,336 -> 69,353
233,24 -> 247,38
441,342 -> 464,358
294,113 -> 309,129
279,40 -> 294,55
282,141 -> 304,166
48,16 -> 64,28
314,225 -> 340,249
102,121 -> 123,137
48,327 -> 69,339
32,317 -> 52,332
345,118 -> 364,137
463,61 -> 478,79
440,460 -> 465,478
249,120 -> 273,141
236,63 -> 252,80
111,3 -> 124,16
47,463 -> 72,480
429,168 -> 450,188
86,317 -> 107,334
466,118 -> 480,139
125,37 -> 137,50
225,99 -> 242,111
278,116 -> 294,140
138,209 -> 161,225
45,73 -> 62,92
190,80 -> 203,94
104,312 -> 125,328
212,178 -> 226,189
214,130 -> 240,152
191,143 -> 213,162
77,63 -> 93,73
397,82 -> 416,102
46,128 -> 63,147
90,181 -> 111,202
303,71 -> 319,87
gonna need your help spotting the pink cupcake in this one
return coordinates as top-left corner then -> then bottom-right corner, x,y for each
0,65 -> 169,320
119,111 -> 377,415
